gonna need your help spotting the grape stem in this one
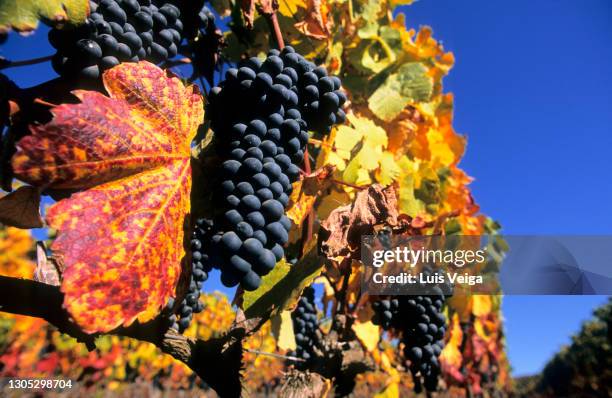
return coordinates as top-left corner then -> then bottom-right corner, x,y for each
269,12 -> 285,49
33,98 -> 58,108
306,137 -> 327,146
303,148 -> 314,249
336,266 -> 352,314
257,0 -> 284,49
0,54 -> 54,70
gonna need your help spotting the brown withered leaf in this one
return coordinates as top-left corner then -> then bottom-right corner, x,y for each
319,184 -> 398,262
0,185 -> 43,228
34,241 -> 62,286
294,0 -> 332,40
279,369 -> 332,398
302,164 -> 335,194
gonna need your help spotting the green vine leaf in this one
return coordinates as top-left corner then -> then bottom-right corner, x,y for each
242,239 -> 322,319
0,0 -> 89,34
368,62 -> 433,122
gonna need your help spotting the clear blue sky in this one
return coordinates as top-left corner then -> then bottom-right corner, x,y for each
2,0 -> 611,377
397,0 -> 612,376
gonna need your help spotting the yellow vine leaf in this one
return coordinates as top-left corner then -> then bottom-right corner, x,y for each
396,156 -> 425,216
278,0 -> 307,17
377,152 -> 402,185
352,320 -> 380,353
447,293 -> 472,322
472,295 -> 492,317
272,310 -> 297,351
374,381 -> 399,398
0,227 -> 35,279
439,313 -> 463,370
332,113 -> 398,187
474,317 -> 494,343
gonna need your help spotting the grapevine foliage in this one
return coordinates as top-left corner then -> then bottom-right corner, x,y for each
0,0 -> 511,397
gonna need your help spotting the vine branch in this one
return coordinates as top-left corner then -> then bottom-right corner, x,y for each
0,55 -> 54,70
0,275 -> 260,398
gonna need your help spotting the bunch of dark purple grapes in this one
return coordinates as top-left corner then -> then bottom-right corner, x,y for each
48,0 -> 183,79
162,218 -> 211,333
289,286 -> 321,368
193,46 -> 345,291
372,266 -> 451,392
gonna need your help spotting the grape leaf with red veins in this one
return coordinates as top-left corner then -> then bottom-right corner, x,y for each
11,62 -> 203,333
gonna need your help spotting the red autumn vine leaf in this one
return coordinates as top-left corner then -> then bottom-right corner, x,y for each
11,61 -> 203,333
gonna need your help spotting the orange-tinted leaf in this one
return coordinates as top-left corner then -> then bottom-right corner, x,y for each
12,62 -> 203,333
0,226 -> 35,279
294,0 -> 333,40
384,107 -> 421,154
471,295 -> 492,317
440,313 -> 464,382
447,293 -> 471,322
287,180 -> 317,225
287,164 -> 335,224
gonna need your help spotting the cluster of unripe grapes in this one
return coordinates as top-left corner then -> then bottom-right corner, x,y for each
48,0 -> 184,79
